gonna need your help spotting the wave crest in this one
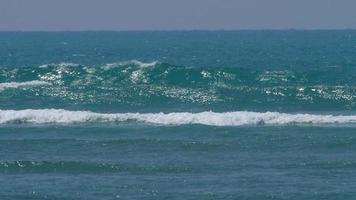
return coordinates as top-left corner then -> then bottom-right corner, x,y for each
1,109 -> 356,126
0,81 -> 50,91
1,61 -> 356,110
102,60 -> 159,69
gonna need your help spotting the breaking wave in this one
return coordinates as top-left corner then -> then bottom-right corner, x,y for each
0,80 -> 50,91
103,60 -> 159,69
1,109 -> 356,126
1,60 -> 356,111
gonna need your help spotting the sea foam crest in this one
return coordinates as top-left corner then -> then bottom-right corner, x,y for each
0,81 -> 50,91
38,62 -> 80,68
103,60 -> 158,69
1,109 -> 356,126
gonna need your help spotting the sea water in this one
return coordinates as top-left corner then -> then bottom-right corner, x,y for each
1,31 -> 356,199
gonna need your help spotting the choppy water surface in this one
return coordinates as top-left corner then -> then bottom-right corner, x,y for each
1,31 -> 356,199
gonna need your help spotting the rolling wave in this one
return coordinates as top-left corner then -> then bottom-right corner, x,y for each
0,61 -> 356,111
103,60 -> 159,69
0,80 -> 50,91
1,109 -> 356,126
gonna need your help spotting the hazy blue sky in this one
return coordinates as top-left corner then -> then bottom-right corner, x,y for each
0,0 -> 355,31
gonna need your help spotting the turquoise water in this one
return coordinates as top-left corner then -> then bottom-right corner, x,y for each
1,31 -> 356,199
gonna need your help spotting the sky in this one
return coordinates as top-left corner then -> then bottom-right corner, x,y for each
0,0 -> 355,31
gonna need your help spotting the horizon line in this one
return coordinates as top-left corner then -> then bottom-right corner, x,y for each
1,28 -> 356,32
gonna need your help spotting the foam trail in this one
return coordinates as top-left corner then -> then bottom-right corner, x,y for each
1,109 -> 356,126
0,81 -> 50,91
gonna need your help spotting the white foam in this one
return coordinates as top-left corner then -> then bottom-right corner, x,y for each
103,60 -> 158,69
37,60 -> 158,70
0,81 -> 51,91
128,60 -> 158,68
38,62 -> 80,68
1,109 -> 356,126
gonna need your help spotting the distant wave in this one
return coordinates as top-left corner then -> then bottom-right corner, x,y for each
38,60 -> 159,69
38,62 -> 80,68
1,109 -> 356,126
102,60 -> 159,69
0,81 -> 50,91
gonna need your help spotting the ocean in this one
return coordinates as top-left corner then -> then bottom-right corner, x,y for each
1,31 -> 356,199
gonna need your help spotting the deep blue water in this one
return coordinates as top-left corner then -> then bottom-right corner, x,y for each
1,31 -> 356,199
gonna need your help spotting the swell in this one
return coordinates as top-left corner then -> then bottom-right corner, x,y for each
1,109 -> 356,126
0,61 -> 356,111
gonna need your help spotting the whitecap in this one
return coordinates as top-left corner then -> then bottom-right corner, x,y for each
38,62 -> 80,68
1,109 -> 356,126
102,60 -> 158,70
0,81 -> 51,91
